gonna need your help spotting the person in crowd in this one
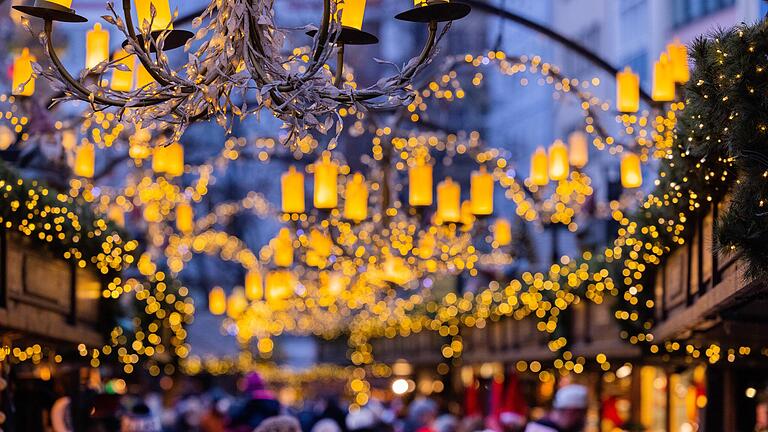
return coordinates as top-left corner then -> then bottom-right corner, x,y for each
200,396 -> 229,432
346,406 -> 381,432
227,372 -> 281,432
433,413 -> 458,432
120,402 -> 162,432
404,398 -> 438,432
524,385 -> 588,432
254,416 -> 303,432
312,418 -> 343,432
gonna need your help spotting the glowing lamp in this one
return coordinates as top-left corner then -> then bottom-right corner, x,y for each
273,228 -> 293,267
74,142 -> 95,178
338,0 -> 366,30
382,255 -> 413,286
154,142 -> 184,177
470,165 -> 493,216
493,218 -> 512,247
48,0 -> 73,6
12,48 -> 36,96
324,272 -> 345,296
460,200 -> 475,230
111,50 -> 134,91
226,288 -> 247,318
409,158 -> 433,207
208,286 -> 226,315
245,269 -> 263,300
152,145 -> 168,173
667,39 -> 689,83
568,131 -> 589,169
266,270 -> 294,302
652,54 -> 675,102
135,61 -> 155,89
176,202 -> 193,234
620,153 -> 643,188
530,147 -> 548,186
344,173 -> 368,221
548,140 -> 569,181
616,67 -> 639,113
86,23 -> 109,69
307,229 -> 333,268
107,205 -> 125,227
314,152 -> 338,209
135,0 -> 174,31
417,232 -> 435,259
281,166 -> 305,213
437,177 -> 461,223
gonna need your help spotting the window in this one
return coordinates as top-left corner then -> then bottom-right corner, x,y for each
671,0 -> 736,28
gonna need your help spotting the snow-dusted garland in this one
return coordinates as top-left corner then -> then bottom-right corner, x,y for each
27,0 -> 449,146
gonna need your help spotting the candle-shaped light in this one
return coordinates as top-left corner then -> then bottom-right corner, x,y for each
135,60 -> 155,89
152,145 -> 168,173
47,0 -> 73,7
273,228 -> 293,267
209,286 -> 226,315
493,218 -> 512,247
85,23 -> 109,69
176,202 -> 193,234
245,269 -> 263,301
460,200 -> 475,230
652,53 -> 675,102
616,66 -> 639,113
74,142 -> 95,178
548,140 -> 569,181
12,48 -> 35,96
344,172 -> 368,222
667,39 -> 689,83
111,50 -> 134,91
621,153 -> 643,188
530,147 -> 549,186
135,0 -> 174,31
409,157 -> 433,207
108,205 -> 125,227
470,165 -> 494,216
266,270 -> 294,302
314,152 -> 338,209
307,229 -> 332,268
338,0 -> 366,30
568,131 -> 589,169
226,287 -> 247,318
281,166 -> 305,213
437,177 -> 461,223
165,142 -> 184,177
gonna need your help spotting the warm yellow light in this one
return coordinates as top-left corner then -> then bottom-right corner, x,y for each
409,158 -> 433,207
344,172 -> 368,222
226,287 -> 247,318
620,153 -> 642,188
493,218 -> 512,247
153,142 -> 183,177
273,228 -> 293,267
111,50 -> 134,91
108,205 -> 125,227
48,0 -> 73,7
382,255 -> 413,286
460,200 -> 475,230
616,66 -> 639,113
135,60 -> 154,89
135,0 -> 174,32
265,270 -> 294,302
74,142 -> 95,178
530,146 -> 548,186
306,229 -> 333,268
245,269 -> 263,301
12,48 -> 35,96
314,152 -> 338,209
667,39 -> 689,83
568,131 -> 589,169
208,286 -> 226,315
338,0 -> 366,30
548,140 -> 569,181
176,202 -> 193,234
324,272 -> 345,296
86,23 -> 109,69
437,177 -> 461,223
152,145 -> 168,173
281,166 -> 305,214
652,53 -> 675,102
470,165 -> 493,216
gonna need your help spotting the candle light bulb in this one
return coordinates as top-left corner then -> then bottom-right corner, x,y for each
135,0 -> 174,32
470,165 -> 494,216
86,23 -> 109,69
272,228 -> 293,267
208,286 -> 226,315
152,145 -> 168,174
226,287 -> 247,318
409,157 -> 433,206
548,139 -> 569,181
344,172 -> 368,222
493,218 -> 512,247
652,53 -> 675,102
111,49 -> 134,91
338,0 -> 366,30
175,202 -> 193,234
135,60 -> 155,90
568,131 -> 589,169
155,142 -> 184,177
74,142 -> 95,178
667,39 -> 689,84
530,147 -> 549,186
108,205 -> 125,227
437,177 -> 461,223
621,153 -> 643,188
314,152 -> 338,210
12,48 -> 36,97
460,200 -> 475,230
281,166 -> 305,214
266,270 -> 294,302
245,269 -> 263,301
616,66 -> 640,113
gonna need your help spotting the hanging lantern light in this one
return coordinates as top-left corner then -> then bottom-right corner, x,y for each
85,23 -> 109,69
12,48 -> 36,96
530,147 -> 549,186
306,229 -> 333,268
314,152 -> 338,210
460,200 -> 475,230
107,205 -> 125,227
324,271 -> 346,296
667,39 -> 689,83
176,202 -> 194,234
74,142 -> 95,178
266,270 -> 294,302
281,166 -> 305,214
226,287 -> 248,318
245,269 -> 263,301
111,49 -> 134,91
273,228 -> 293,267
470,165 -> 493,216
616,66 -> 640,113
416,230 -> 436,260
492,218 -> 512,247
135,60 -> 155,89
620,153 -> 643,188
568,131 -> 589,169
135,0 -> 174,31
155,142 -> 184,177
409,157 -> 433,207
548,140 -> 569,181
652,53 -> 675,102
344,172 -> 368,222
209,286 -> 226,315
338,0 -> 366,30
437,177 -> 461,223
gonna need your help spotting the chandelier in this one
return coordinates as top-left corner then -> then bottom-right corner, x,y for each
13,0 -> 470,140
